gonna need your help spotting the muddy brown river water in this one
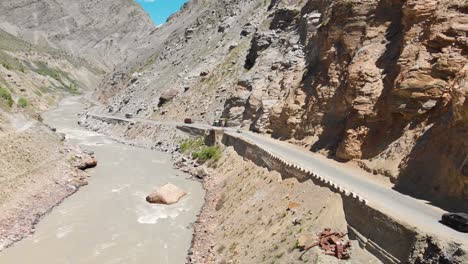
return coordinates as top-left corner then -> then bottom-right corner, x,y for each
0,97 -> 204,263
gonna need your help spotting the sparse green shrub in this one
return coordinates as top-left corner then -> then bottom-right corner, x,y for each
294,240 -> 300,249
0,50 -> 26,72
193,146 -> 222,162
217,244 -> 226,254
34,61 -> 81,94
18,97 -> 28,108
179,137 -> 205,153
34,61 -> 66,82
67,82 -> 80,94
229,242 -> 238,253
0,86 -> 13,107
69,155 -> 77,162
2,62 -> 11,70
179,137 -> 222,162
275,252 -> 284,258
36,66 -> 61,80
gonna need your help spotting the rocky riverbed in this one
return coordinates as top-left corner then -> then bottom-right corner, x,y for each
0,97 -> 205,264
0,122 -> 94,251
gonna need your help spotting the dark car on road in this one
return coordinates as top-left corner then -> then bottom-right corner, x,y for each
184,118 -> 193,124
441,213 -> 468,232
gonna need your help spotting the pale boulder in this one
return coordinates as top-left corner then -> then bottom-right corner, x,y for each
146,183 -> 187,205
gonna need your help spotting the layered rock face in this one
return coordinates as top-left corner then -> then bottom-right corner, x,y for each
0,0 -> 155,70
94,0 -> 467,210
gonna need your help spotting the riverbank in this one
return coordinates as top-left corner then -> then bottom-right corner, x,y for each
176,147 -> 382,264
80,113 -> 381,263
81,111 -> 468,264
0,123 -> 94,250
0,97 -> 204,263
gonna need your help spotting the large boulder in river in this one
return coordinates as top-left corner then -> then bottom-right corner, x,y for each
146,183 -> 187,205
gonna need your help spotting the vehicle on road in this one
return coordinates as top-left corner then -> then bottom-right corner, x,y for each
441,212 -> 468,232
184,118 -> 193,124
213,118 -> 227,127
125,113 -> 133,119
213,120 -> 222,127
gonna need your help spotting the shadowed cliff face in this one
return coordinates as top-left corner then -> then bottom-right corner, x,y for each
0,0 -> 155,71
91,0 -> 467,210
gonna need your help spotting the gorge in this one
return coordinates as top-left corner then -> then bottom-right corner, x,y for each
0,0 -> 467,263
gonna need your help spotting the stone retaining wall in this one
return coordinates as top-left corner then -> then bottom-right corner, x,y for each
221,132 -> 419,264
83,120 -> 461,264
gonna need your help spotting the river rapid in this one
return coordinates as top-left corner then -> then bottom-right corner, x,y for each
0,97 -> 204,263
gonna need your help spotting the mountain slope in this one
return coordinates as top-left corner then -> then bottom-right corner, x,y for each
0,27 -> 100,250
94,0 -> 468,211
0,0 -> 155,70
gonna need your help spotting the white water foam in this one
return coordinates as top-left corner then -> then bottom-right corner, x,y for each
111,184 -> 130,193
93,242 -> 116,256
136,205 -> 181,224
133,190 -> 192,224
56,225 -> 73,239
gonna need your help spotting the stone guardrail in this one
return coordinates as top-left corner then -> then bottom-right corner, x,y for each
84,117 -> 418,264
220,131 -> 409,264
258,143 -> 369,205
161,124 -> 370,205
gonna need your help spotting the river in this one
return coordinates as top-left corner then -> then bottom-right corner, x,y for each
0,97 -> 205,263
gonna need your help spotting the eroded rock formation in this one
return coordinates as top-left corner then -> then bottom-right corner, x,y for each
93,0 -> 467,210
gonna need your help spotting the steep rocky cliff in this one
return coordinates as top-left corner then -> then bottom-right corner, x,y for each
0,0 -> 155,70
95,0 -> 467,211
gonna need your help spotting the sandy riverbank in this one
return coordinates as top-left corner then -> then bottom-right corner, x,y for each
0,123 -> 94,250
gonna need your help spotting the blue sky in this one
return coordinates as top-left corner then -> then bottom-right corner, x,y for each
135,0 -> 188,26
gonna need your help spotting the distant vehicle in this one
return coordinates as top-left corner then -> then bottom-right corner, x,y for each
125,113 -> 133,119
441,213 -> 468,232
213,118 -> 227,127
213,120 -> 221,127
184,118 -> 193,124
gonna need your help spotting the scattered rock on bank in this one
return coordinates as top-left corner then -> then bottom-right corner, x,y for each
146,183 -> 187,205
191,166 -> 212,179
73,154 -> 98,170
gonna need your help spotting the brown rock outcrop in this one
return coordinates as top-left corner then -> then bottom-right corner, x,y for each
72,154 -> 98,170
93,0 -> 467,210
159,88 -> 180,107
